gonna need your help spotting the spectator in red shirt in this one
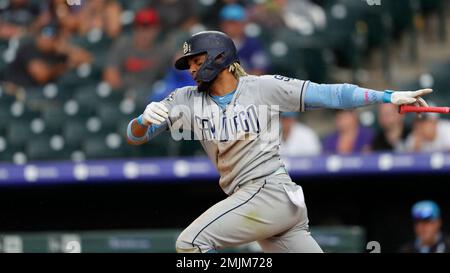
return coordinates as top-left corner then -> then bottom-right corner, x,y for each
103,8 -> 171,91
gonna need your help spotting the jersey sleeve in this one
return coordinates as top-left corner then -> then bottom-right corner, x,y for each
257,75 -> 309,112
303,82 -> 388,110
160,86 -> 195,134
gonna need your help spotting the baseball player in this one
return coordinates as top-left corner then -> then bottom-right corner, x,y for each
127,31 -> 432,253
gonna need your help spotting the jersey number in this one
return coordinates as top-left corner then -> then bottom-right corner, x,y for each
274,75 -> 293,82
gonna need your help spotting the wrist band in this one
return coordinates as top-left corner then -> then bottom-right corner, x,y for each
383,90 -> 393,103
136,114 -> 147,127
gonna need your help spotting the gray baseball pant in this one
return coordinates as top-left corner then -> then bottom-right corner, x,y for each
175,172 -> 323,253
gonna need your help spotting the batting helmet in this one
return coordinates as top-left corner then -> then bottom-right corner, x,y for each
174,31 -> 239,84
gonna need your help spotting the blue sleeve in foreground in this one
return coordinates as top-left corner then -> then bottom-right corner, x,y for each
127,116 -> 167,143
304,82 -> 390,110
147,122 -> 169,140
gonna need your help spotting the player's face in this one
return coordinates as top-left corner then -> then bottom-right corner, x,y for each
187,53 -> 207,85
414,219 -> 441,245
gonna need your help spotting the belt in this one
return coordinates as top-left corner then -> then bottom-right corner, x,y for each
232,167 -> 288,194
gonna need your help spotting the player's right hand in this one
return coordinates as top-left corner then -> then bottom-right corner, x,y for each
142,102 -> 169,126
390,88 -> 432,107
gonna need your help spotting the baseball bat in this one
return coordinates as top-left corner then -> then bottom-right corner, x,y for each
399,105 -> 450,114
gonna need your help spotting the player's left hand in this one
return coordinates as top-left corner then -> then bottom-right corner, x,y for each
390,88 -> 433,107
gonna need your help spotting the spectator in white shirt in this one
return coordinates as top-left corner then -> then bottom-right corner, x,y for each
405,112 -> 450,152
280,112 -> 322,157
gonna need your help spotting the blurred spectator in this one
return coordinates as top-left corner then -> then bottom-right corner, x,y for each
247,0 -> 285,31
400,200 -> 450,253
281,0 -> 327,35
220,4 -> 270,75
4,23 -> 91,88
77,0 -> 122,39
323,110 -> 374,154
200,0 -> 247,29
156,0 -> 205,56
0,0 -> 44,39
372,104 -> 410,152
152,0 -> 198,31
103,8 -> 171,91
279,112 -> 322,157
149,52 -> 196,102
45,0 -> 84,37
404,112 -> 450,152
248,0 -> 326,35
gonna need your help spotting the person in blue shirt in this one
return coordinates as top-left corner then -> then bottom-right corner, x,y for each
219,4 -> 270,75
400,200 -> 450,253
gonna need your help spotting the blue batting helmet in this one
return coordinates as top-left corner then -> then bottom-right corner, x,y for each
174,31 -> 239,84
412,200 -> 441,221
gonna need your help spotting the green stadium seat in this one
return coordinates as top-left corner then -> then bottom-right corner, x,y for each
62,119 -> 91,150
0,105 -> 12,133
56,69 -> 98,93
140,133 -> 175,157
41,105 -> 66,133
420,0 -> 444,14
117,0 -> 147,11
26,135 -> 71,161
385,0 -> 415,36
269,29 -> 329,82
71,34 -> 113,70
73,85 -> 99,116
0,146 -> 15,163
24,87 -> 48,111
83,134 -> 127,159
97,102 -> 126,130
6,121 -> 32,149
0,88 -> 15,103
7,100 -> 40,121
178,140 -> 205,157
322,0 -> 369,69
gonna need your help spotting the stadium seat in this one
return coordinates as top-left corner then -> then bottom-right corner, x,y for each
269,29 -> 329,82
0,145 -> 15,163
97,102 -> 129,130
8,100 -> 40,121
56,69 -> 98,94
0,93 -> 14,132
26,135 -> 71,161
0,88 -> 15,104
24,87 -> 48,111
82,134 -> 127,159
322,0 -> 369,70
41,105 -> 66,133
178,140 -> 205,157
73,85 -> 100,116
420,0 -> 445,14
62,119 -> 91,150
6,121 -> 32,149
385,0 -> 415,37
140,133 -> 176,157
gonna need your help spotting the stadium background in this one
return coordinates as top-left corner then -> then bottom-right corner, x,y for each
0,0 -> 449,253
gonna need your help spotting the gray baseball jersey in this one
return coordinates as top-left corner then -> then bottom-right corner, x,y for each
161,75 -> 309,195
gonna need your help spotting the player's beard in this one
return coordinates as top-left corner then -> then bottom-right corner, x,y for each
198,81 -> 212,93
